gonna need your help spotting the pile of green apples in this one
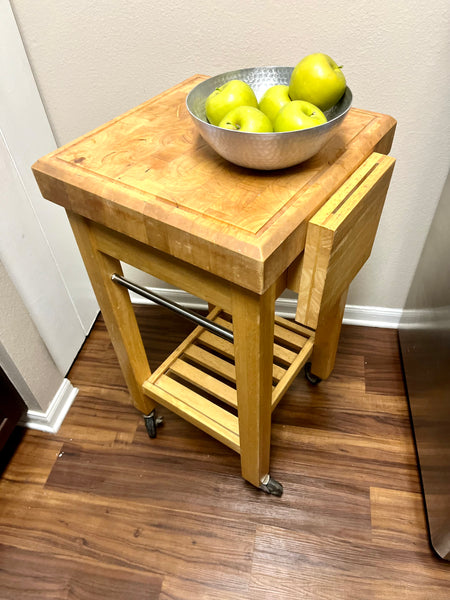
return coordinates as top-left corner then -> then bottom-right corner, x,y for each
205,53 -> 346,133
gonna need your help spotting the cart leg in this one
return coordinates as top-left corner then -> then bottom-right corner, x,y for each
67,212 -> 155,416
232,284 -> 283,496
308,288 -> 348,381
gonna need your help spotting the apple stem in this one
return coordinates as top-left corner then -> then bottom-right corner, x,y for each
338,65 -> 344,69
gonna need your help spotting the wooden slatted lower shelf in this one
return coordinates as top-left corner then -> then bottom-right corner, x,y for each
142,308 -> 314,453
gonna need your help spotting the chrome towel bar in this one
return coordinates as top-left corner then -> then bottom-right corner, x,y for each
111,273 -> 234,343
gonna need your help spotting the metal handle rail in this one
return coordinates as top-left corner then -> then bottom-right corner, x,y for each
111,273 -> 234,343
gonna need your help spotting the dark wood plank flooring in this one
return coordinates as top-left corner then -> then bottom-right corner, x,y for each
1,306 -> 449,599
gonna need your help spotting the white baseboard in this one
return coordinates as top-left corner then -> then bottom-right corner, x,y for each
20,378 -> 78,433
130,288 -> 402,329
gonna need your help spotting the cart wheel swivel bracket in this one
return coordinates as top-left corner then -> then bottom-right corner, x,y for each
144,409 -> 164,439
259,474 -> 283,496
305,362 -> 322,385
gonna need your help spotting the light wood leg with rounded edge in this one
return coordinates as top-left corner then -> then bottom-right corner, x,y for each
308,288 -> 348,381
67,211 -> 155,416
232,283 -> 282,494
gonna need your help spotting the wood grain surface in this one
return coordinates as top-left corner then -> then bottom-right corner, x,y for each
296,153 -> 395,329
1,307 -> 449,599
32,75 -> 396,293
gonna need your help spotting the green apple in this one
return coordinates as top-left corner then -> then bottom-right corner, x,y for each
289,53 -> 346,111
258,84 -> 291,124
219,106 -> 273,132
205,80 -> 258,126
274,100 -> 327,132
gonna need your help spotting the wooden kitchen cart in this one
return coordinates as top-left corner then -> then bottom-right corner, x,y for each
32,75 -> 396,495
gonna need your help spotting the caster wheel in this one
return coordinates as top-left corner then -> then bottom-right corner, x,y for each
144,410 -> 163,439
305,362 -> 322,385
259,475 -> 283,497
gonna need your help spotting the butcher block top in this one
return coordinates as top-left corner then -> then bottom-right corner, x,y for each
32,75 -> 396,294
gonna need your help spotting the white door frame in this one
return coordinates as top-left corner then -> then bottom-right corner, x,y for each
0,1 -> 98,429
1,0 -> 98,373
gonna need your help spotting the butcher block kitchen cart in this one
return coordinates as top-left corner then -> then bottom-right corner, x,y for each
32,75 -> 396,496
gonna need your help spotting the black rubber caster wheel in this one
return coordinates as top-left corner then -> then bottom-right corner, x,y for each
144,410 -> 163,439
305,362 -> 322,385
259,475 -> 283,497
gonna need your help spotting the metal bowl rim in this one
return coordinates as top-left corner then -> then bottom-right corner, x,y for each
186,66 -> 352,137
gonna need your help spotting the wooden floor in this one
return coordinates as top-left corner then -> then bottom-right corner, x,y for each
1,306 -> 449,599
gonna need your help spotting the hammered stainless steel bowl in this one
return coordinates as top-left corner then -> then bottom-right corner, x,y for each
186,66 -> 352,170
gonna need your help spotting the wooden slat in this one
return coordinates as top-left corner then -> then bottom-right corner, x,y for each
271,343 -> 297,368
169,359 -> 238,408
197,329 -> 235,358
210,317 -> 233,333
273,323 -> 308,350
183,344 -> 237,382
199,327 -> 297,368
192,332 -> 286,381
275,314 -> 314,337
271,337 -> 315,410
214,315 -> 308,351
143,376 -> 240,453
148,307 -> 222,384
214,315 -> 306,368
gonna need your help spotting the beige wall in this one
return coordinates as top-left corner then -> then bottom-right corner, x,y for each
11,0 -> 450,309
